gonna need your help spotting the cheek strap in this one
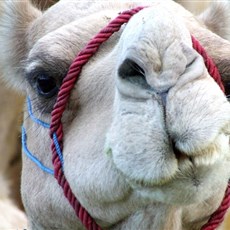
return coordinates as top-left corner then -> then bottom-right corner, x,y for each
21,97 -> 64,175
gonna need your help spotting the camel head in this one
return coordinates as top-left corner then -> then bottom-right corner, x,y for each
0,1 -> 229,229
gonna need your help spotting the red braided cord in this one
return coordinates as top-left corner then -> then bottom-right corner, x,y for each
49,6 -> 229,230
192,35 -> 230,230
50,6 -> 145,230
201,183 -> 230,230
191,36 -> 225,93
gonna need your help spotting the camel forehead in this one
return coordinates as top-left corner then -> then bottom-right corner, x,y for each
119,5 -> 191,45
28,1 -> 191,65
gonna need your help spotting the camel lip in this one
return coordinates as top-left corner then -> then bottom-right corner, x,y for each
172,141 -> 188,161
128,176 -> 174,188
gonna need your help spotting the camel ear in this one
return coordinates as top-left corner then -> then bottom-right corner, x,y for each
199,1 -> 230,40
197,1 -> 230,96
0,0 -> 41,91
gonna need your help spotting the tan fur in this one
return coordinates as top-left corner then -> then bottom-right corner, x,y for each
176,1 -> 211,14
0,83 -> 26,228
0,175 -> 27,228
199,1 -> 230,40
0,1 -> 230,229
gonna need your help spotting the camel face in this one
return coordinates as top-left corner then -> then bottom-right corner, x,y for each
0,1 -> 230,229
105,5 -> 230,205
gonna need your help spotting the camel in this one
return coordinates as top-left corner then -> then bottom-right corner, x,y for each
0,0 -> 229,229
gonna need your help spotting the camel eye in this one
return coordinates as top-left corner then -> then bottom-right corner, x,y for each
36,75 -> 58,98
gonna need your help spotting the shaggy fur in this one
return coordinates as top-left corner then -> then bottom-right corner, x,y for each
0,1 -> 229,229
0,83 -> 26,228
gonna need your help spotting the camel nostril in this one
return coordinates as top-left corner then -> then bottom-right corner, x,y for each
118,58 -> 147,85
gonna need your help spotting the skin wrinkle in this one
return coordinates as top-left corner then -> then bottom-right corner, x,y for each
0,1 -> 230,229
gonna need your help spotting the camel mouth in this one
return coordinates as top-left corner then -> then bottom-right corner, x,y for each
129,151 -> 190,188
124,143 -> 196,188
172,141 -> 188,161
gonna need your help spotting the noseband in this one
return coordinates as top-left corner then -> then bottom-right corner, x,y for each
23,6 -> 229,230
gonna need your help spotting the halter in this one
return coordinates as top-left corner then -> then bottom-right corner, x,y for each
22,6 -> 230,230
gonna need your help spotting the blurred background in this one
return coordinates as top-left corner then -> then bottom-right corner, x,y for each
177,1 -> 212,13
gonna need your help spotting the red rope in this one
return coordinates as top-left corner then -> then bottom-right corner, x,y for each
50,6 -> 145,230
50,6 -> 229,230
192,36 -> 230,230
191,36 -> 225,92
201,183 -> 230,230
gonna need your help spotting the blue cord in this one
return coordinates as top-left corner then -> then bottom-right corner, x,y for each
21,97 -> 64,175
21,126 -> 54,175
53,133 -> 64,167
26,97 -> 50,129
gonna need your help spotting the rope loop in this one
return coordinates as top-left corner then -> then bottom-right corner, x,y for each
49,6 -> 229,230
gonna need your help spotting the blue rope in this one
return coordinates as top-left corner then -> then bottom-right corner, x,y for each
21,126 -> 54,175
53,133 -> 64,168
26,97 -> 50,129
21,97 -> 64,175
